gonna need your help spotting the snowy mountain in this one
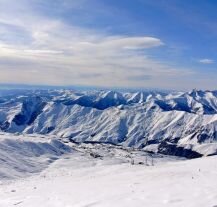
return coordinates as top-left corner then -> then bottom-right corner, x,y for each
0,89 -> 217,158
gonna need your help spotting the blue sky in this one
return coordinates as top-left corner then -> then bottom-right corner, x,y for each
0,0 -> 216,90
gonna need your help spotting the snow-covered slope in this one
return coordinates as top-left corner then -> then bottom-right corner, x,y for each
0,133 -> 180,182
0,133 -> 71,181
0,138 -> 217,207
0,89 -> 217,157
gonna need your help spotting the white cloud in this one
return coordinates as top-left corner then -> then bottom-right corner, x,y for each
199,59 -> 214,64
95,36 -> 164,50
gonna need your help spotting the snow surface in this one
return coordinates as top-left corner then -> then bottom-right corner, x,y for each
1,89 -> 217,206
0,134 -> 217,207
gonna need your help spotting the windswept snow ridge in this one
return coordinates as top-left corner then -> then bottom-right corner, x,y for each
0,133 -> 71,181
0,89 -> 217,157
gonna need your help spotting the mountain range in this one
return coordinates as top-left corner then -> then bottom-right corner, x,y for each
1,89 -> 217,158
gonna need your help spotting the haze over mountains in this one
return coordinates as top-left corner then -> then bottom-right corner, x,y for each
1,89 -> 217,158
